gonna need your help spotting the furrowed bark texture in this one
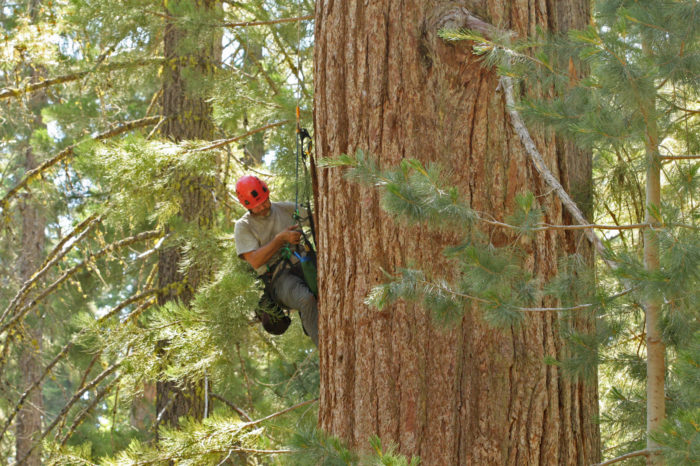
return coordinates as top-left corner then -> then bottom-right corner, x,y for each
314,1 -> 599,465
156,0 -> 219,432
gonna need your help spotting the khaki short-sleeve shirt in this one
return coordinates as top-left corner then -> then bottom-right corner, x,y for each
234,201 -> 307,275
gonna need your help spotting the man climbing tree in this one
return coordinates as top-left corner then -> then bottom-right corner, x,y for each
234,175 -> 319,346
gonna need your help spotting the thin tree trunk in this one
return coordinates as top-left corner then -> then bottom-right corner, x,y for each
16,150 -> 46,466
15,1 -> 47,463
155,0 -> 220,433
642,72 -> 664,466
314,1 -> 598,464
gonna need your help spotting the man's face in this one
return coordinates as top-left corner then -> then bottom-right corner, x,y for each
250,198 -> 271,217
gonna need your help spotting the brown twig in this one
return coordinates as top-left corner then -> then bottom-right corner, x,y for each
660,154 -> 700,160
235,398 -> 318,431
193,120 -> 291,153
211,393 -> 253,422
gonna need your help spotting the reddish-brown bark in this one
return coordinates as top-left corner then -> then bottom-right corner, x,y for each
314,1 -> 599,464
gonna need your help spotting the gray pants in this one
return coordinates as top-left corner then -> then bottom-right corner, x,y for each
271,270 -> 318,346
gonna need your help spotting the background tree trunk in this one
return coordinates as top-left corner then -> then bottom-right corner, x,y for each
313,1 -> 599,464
156,0 -> 220,432
15,151 -> 46,466
15,1 -> 47,463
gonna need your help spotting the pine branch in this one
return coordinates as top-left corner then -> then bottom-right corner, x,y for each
58,376 -> 120,447
222,14 -> 313,28
232,31 -> 280,95
593,449 -> 649,466
0,230 -> 162,337
53,351 -> 103,438
211,393 -> 253,422
0,58 -> 164,100
15,361 -> 122,466
267,26 -> 310,100
0,292 -> 156,443
478,215 -> 652,232
236,398 -> 318,431
409,277 -> 635,313
0,214 -> 102,328
193,120 -> 291,153
0,116 -> 162,212
43,213 -> 102,267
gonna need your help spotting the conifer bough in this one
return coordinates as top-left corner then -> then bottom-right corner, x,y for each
0,116 -> 162,214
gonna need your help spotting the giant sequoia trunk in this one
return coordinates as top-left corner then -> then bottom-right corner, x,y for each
314,1 -> 599,464
155,0 -> 219,431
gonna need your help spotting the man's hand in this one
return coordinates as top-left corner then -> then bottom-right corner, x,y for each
276,225 -> 302,245
242,225 -> 302,270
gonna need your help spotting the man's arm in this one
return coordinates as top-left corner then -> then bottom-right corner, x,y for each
241,225 -> 302,270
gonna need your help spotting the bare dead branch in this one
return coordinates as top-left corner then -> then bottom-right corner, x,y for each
502,76 -> 618,269
237,398 -> 318,431
222,14 -> 314,28
0,116 -> 162,211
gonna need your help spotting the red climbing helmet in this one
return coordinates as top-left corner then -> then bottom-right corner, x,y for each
235,175 -> 270,209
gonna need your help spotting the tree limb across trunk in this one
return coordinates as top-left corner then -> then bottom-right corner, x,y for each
501,76 -> 615,268
428,5 -> 615,268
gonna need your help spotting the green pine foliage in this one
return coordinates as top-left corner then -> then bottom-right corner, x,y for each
1,0 -> 324,463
